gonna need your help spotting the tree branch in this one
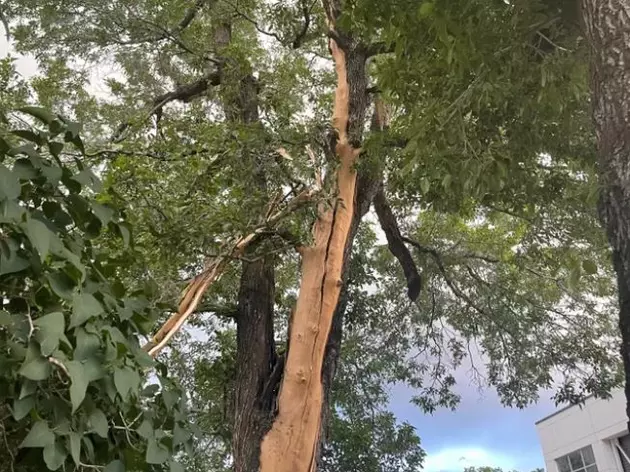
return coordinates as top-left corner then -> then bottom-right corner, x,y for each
366,41 -> 395,57
374,184 -> 422,301
112,69 -> 222,142
144,187 -> 321,356
403,236 -> 492,318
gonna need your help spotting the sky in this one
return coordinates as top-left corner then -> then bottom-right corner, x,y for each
1,35 -> 559,472
388,378 -> 556,472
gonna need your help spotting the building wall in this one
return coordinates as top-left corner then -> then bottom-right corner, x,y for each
536,389 -> 627,472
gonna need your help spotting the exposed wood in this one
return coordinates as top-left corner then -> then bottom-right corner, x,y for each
259,35 -> 362,472
581,0 -> 630,429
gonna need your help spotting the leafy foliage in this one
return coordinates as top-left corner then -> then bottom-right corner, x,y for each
0,109 -> 192,471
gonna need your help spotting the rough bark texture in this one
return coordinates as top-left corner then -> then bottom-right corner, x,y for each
227,33 -> 279,472
374,185 -> 422,301
259,35 -> 368,472
581,0 -> 630,428
233,256 -> 276,472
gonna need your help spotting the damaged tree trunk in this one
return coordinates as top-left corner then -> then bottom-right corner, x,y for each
259,34 -> 368,471
581,0 -> 630,428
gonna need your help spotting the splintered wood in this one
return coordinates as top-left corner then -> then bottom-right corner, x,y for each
259,38 -> 361,472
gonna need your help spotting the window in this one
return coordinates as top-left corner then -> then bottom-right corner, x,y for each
555,446 -> 598,472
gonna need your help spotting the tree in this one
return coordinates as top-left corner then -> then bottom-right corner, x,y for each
1,0 -> 624,471
581,0 -> 630,429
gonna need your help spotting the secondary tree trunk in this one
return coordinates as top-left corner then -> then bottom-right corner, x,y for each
233,255 -> 276,472
581,0 -> 630,428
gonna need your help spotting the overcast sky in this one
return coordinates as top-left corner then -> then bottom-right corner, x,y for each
1,37 -> 558,472
389,380 -> 555,471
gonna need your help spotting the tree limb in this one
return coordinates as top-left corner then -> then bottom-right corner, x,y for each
374,185 -> 422,301
144,187 -> 320,356
112,69 -> 222,142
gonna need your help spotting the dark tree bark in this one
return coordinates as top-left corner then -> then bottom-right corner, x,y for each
581,0 -> 630,429
233,255 -> 277,472
374,184 -> 422,301
224,30 -> 279,471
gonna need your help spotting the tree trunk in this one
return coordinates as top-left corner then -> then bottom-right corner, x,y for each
259,36 -> 369,472
581,0 -> 630,429
233,255 -> 277,472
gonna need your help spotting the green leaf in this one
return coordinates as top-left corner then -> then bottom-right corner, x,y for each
11,129 -> 42,144
0,165 -> 20,200
74,328 -> 101,361
13,395 -> 35,421
69,432 -> 81,466
18,106 -> 56,125
72,169 -> 101,191
146,438 -> 170,464
88,409 -> 108,438
20,420 -> 54,448
0,252 -> 30,275
114,366 -> 141,399
583,260 -> 598,275
19,379 -> 37,399
34,312 -> 65,356
420,177 -> 430,195
48,141 -> 64,158
162,389 -> 178,411
41,163 -> 62,184
418,2 -> 434,17
0,310 -> 11,326
104,460 -> 125,472
170,461 -> 185,472
46,272 -> 75,300
43,441 -> 67,471
117,222 -> 132,248
66,360 -> 88,412
173,423 -> 190,446
91,202 -> 115,226
83,357 -> 106,381
70,293 -> 104,328
19,343 -> 51,381
25,218 -> 54,262
137,419 -> 154,439
567,266 -> 582,292
13,158 -> 38,180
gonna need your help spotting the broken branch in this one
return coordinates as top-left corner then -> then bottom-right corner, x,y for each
144,187 -> 319,356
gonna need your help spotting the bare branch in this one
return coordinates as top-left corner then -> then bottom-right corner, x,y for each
112,69 -> 222,142
366,41 -> 395,57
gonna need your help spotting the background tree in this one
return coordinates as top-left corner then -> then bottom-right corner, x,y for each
581,0 -> 630,429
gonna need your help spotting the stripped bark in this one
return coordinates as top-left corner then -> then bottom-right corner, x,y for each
581,0 -> 630,428
259,27 -> 369,471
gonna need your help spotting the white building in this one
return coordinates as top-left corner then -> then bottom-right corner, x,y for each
536,389 -> 630,472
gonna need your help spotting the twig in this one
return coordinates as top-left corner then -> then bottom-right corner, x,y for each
25,307 -> 34,340
48,357 -> 70,377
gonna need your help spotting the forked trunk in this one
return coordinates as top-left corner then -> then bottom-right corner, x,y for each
581,0 -> 630,428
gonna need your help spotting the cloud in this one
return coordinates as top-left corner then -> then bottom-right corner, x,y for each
424,447 -> 517,472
